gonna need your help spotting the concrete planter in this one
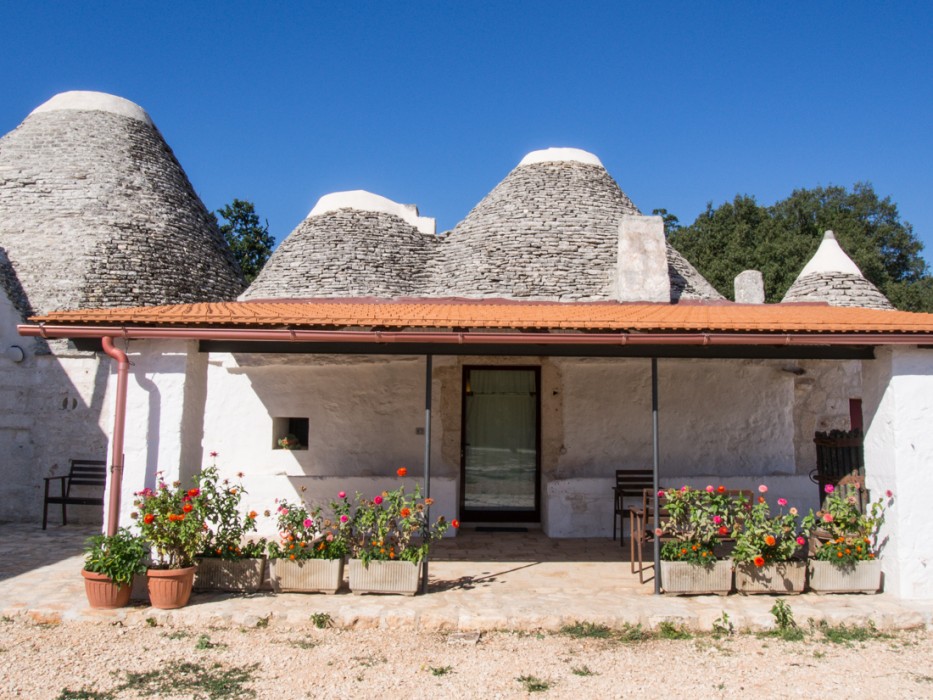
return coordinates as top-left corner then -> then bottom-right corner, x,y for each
735,560 -> 806,594
195,557 -> 265,593
809,559 -> 882,594
270,558 -> 344,594
349,559 -> 421,596
659,559 -> 733,596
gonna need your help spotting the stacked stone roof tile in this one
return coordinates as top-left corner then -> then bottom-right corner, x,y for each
0,91 -> 244,318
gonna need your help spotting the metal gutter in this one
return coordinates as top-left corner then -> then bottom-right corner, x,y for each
17,323 -> 933,346
100,337 -> 128,537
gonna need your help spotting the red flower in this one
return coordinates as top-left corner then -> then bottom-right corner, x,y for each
143,513 -> 155,525
188,488 -> 200,497
397,467 -> 408,477
451,519 -> 460,529
183,503 -> 193,513
718,526 -> 729,536
209,451 -> 218,458
717,485 -> 726,493
753,556 -> 765,567
400,507 -> 411,518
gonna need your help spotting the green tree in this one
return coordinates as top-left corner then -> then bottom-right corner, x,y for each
652,208 -> 681,235
215,199 -> 275,284
668,184 -> 933,311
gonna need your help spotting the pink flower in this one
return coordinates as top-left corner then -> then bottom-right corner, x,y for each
654,528 -> 663,536
338,491 -> 346,499
713,515 -> 722,525
824,484 -> 835,494
823,513 -> 834,523
777,498 -> 787,507
705,485 -> 714,493
886,490 -> 893,498
303,518 -> 313,528
210,451 -> 218,458
758,485 -> 768,494
680,486 -> 688,492
373,495 -> 383,505
796,536 -> 806,546
340,514 -> 349,523
657,490 -> 666,498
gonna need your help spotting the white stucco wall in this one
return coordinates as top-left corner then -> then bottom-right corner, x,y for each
863,346 -> 933,599
1,289 -> 110,524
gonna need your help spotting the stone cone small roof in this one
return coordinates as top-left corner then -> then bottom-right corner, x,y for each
0,91 -> 244,317
431,148 -> 722,302
782,231 -> 894,310
242,190 -> 436,300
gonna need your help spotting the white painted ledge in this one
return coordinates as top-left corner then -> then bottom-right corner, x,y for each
30,91 -> 153,126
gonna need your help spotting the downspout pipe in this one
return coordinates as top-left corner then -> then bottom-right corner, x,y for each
101,337 -> 129,536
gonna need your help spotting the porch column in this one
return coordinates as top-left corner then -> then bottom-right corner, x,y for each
422,353 -> 433,594
652,357 -> 661,595
862,345 -> 933,599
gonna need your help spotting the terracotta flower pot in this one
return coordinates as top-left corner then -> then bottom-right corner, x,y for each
81,569 -> 132,609
147,566 -> 197,609
348,559 -> 420,596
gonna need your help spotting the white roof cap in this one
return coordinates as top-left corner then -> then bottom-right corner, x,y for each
798,231 -> 864,277
518,147 -> 603,168
308,190 -> 435,235
30,91 -> 153,126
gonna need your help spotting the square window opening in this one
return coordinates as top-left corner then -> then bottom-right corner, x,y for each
272,416 -> 309,450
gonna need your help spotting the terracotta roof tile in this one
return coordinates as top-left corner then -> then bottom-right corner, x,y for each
27,298 -> 933,335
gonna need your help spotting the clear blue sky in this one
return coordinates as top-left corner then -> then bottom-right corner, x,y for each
2,2 -> 931,262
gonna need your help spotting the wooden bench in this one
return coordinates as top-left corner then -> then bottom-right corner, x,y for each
42,459 -> 107,529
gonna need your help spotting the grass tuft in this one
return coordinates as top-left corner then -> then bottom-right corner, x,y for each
517,675 -> 550,692
560,621 -> 613,639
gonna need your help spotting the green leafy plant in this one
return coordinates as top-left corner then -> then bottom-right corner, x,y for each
803,482 -> 892,566
560,621 -> 613,639
132,474 -> 209,569
118,659 -> 256,698
267,495 -> 349,561
517,675 -> 550,692
658,621 -> 692,639
732,486 -> 809,566
197,460 -> 266,560
711,611 -> 734,638
659,485 -> 747,566
429,666 -> 453,676
310,612 -> 332,629
571,665 -> 596,677
83,527 -> 148,585
348,467 -> 457,564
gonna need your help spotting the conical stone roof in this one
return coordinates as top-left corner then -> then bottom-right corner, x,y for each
0,91 -> 244,317
429,148 -> 722,302
782,231 -> 894,309
242,190 -> 437,300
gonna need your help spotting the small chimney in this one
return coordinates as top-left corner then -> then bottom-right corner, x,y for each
734,270 -> 765,304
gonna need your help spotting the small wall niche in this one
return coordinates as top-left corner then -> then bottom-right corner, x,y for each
272,416 -> 309,450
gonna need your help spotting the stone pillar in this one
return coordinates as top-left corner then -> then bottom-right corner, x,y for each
616,215 -> 670,302
862,346 -> 933,599
734,270 -> 765,304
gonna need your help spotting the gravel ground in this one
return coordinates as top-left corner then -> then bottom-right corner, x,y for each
2,618 -> 932,699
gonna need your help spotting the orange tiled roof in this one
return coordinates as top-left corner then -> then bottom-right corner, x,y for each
27,298 -> 933,334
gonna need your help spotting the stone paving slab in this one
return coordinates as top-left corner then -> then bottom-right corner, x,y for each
2,523 -> 931,632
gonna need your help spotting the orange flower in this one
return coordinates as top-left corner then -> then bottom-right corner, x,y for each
691,544 -> 698,551
681,548 -> 688,555
248,511 -> 257,519
758,496 -> 766,504
289,554 -> 295,560
400,507 -> 411,518
397,467 -> 408,477
837,551 -> 844,558
764,535 -> 776,547
753,556 -> 765,567
182,503 -> 193,513
425,498 -> 434,506
143,514 -> 155,525
717,485 -> 726,493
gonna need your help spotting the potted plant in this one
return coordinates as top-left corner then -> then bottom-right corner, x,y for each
657,485 -> 741,595
195,461 -> 267,593
347,467 -> 457,596
732,486 -> 809,594
133,474 -> 209,609
81,527 -> 148,609
267,495 -> 349,594
803,482 -> 891,593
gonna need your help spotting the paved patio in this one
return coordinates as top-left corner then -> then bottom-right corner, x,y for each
2,522 -> 931,632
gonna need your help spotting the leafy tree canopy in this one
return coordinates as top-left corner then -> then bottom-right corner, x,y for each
215,199 -> 275,284
667,183 -> 933,311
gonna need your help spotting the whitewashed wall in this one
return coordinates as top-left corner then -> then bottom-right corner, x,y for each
863,346 -> 933,599
0,289 -> 109,524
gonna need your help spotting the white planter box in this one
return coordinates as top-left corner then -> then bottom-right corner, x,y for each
735,560 -> 806,594
271,558 -> 345,594
349,559 -> 421,596
809,559 -> 882,594
660,559 -> 733,596
195,557 -> 265,593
